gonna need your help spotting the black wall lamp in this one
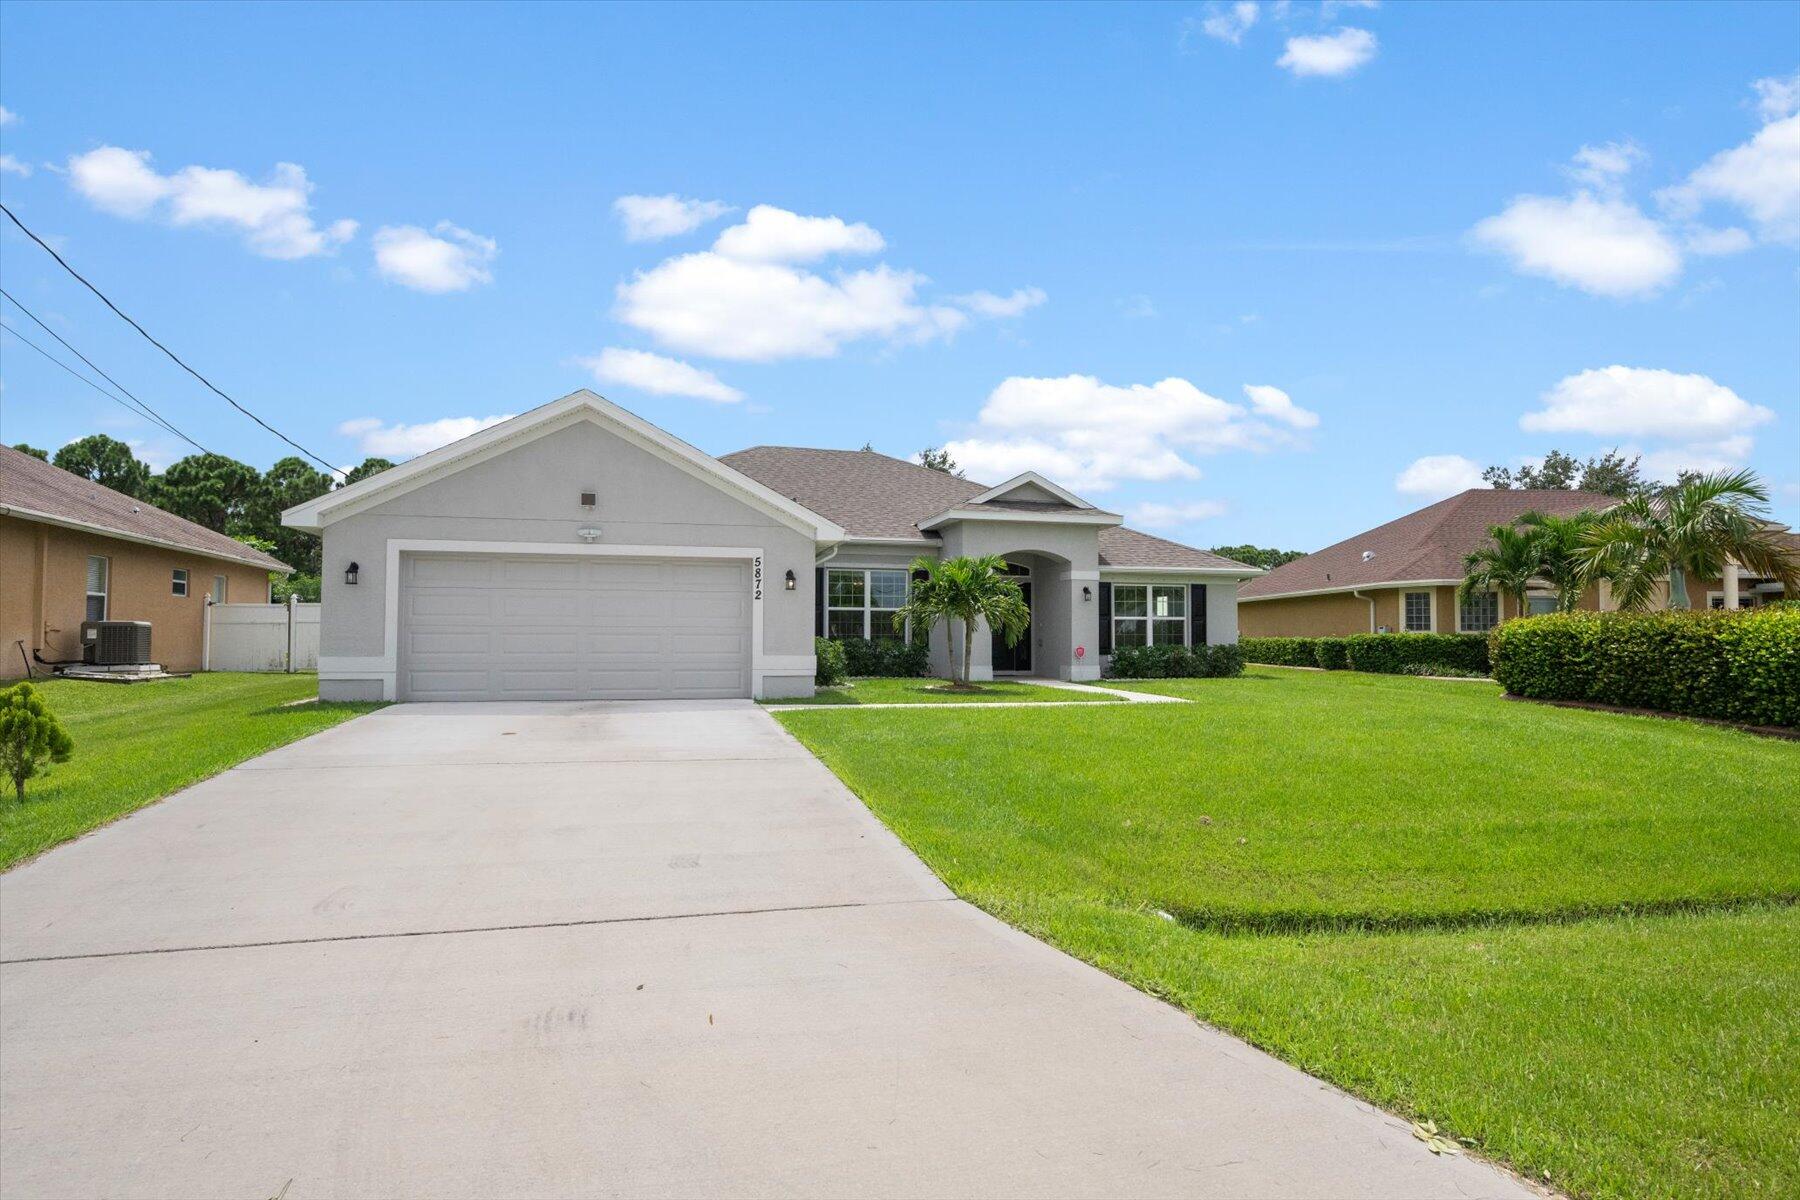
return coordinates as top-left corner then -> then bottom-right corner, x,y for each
1082,585 -> 1092,601
344,561 -> 360,586
784,569 -> 797,591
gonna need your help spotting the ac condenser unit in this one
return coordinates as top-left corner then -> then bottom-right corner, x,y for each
81,620 -> 153,666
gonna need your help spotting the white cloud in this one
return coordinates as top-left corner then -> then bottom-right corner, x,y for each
1637,436 -> 1756,482
711,204 -> 884,263
1521,365 -> 1775,442
0,106 -> 15,126
941,373 -> 1307,493
1242,383 -> 1319,429
1685,225 -> 1754,256
66,147 -> 355,259
372,221 -> 496,293
1395,454 -> 1485,498
1192,2 -> 1259,46
1119,295 -> 1158,319
1277,27 -> 1377,77
1128,500 -> 1230,528
577,347 -> 743,403
0,154 -> 29,178
1567,140 -> 1645,191
337,413 -> 513,459
1472,190 -> 1681,298
953,287 -> 1047,318
1659,112 -> 1800,245
1318,0 -> 1379,14
1752,70 -> 1800,122
612,194 -> 733,242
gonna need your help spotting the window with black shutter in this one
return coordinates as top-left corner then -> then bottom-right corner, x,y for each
1191,583 -> 1208,646
1098,582 -> 1112,655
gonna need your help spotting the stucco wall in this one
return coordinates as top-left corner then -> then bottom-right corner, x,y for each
937,519 -> 1103,681
1239,589 -> 1374,637
313,418 -> 816,698
0,515 -> 272,676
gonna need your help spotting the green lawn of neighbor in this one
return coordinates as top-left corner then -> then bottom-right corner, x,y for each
2,673 -> 381,870
778,666 -> 1800,1200
762,677 -> 1121,706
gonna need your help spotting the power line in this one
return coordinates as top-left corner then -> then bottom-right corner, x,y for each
0,201 -> 344,479
1,319 -> 211,455
0,286 -> 211,454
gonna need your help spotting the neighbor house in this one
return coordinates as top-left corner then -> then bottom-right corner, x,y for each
282,390 -> 1260,702
1239,486 -> 1794,638
1,445 -> 289,677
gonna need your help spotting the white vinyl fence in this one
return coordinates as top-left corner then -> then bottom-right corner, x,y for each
203,597 -> 320,673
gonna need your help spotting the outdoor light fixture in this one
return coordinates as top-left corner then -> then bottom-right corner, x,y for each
576,527 -> 603,543
784,569 -> 797,591
1082,585 -> 1092,601
344,562 -> 360,586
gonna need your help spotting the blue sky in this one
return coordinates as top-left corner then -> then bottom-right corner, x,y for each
2,0 -> 1795,550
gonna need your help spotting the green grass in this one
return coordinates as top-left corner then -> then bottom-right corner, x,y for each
778,666 -> 1800,1199
2,673 -> 380,870
761,677 -> 1121,706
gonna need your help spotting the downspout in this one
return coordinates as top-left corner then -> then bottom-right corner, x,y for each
1352,589 -> 1375,633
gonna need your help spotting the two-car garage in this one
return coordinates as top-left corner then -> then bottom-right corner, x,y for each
396,554 -> 752,702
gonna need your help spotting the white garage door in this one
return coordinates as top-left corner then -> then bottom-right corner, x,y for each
397,554 -> 751,701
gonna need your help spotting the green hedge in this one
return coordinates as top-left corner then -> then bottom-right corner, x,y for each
1240,633 -> 1490,676
1105,642 -> 1245,679
814,637 -> 848,687
1490,606 -> 1800,727
830,636 -> 930,678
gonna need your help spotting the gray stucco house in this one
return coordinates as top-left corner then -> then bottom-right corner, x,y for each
284,390 -> 1260,702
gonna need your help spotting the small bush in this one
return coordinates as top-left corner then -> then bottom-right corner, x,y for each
1106,642 -> 1245,679
814,637 -> 848,688
1491,607 -> 1799,727
1238,637 -> 1318,667
1313,639 -> 1350,670
0,681 -> 75,803
832,636 -> 930,678
1242,633 -> 1489,676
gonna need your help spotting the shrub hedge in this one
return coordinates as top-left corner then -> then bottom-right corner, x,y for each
1489,606 -> 1800,728
814,637 -> 848,687
830,636 -> 930,678
1105,642 -> 1245,679
1240,633 -> 1491,676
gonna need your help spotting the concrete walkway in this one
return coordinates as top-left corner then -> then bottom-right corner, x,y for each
0,701 -> 1534,1199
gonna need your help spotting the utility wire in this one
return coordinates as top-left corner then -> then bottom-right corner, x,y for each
1,318 -> 211,455
1,201 -> 344,479
1,285 -> 211,454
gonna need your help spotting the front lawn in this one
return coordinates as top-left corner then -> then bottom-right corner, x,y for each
1,673 -> 380,870
762,677 -> 1120,706
778,666 -> 1800,1200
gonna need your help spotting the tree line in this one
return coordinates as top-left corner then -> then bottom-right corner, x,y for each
9,435 -> 392,598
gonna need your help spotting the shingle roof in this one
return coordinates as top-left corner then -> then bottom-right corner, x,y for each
719,445 -> 1255,572
0,445 -> 290,571
1240,488 -> 1617,599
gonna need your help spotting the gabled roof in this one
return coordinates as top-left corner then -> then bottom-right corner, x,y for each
967,471 -> 1095,509
1240,487 -> 1617,600
283,390 -> 845,542
0,445 -> 289,572
721,445 -> 1258,573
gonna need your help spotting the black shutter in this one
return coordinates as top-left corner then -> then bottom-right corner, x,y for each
1098,582 -> 1113,655
1191,583 -> 1208,646
815,567 -> 825,637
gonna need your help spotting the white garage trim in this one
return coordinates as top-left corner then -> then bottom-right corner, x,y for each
324,539 -> 810,701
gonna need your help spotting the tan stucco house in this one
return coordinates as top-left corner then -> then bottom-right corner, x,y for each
1240,486 -> 1793,638
283,390 -> 1260,703
1,445 -> 288,677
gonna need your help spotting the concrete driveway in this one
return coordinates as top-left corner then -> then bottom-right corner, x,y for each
0,701 -> 1536,1199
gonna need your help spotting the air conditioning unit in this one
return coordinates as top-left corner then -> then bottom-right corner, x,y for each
81,621 -> 153,666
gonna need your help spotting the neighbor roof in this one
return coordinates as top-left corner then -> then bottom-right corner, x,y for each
1240,487 -> 1617,600
720,445 -> 1257,572
0,445 -> 289,572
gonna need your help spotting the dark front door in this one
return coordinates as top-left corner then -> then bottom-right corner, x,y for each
991,581 -> 1033,673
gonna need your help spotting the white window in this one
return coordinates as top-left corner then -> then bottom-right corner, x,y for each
171,568 -> 189,598
1112,584 -> 1187,648
85,556 -> 109,621
1403,590 -> 1432,632
212,575 -> 229,603
826,568 -> 909,639
1459,591 -> 1499,633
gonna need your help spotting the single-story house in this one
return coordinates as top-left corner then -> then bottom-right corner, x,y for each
1239,486 -> 1793,638
282,390 -> 1261,702
1,445 -> 289,677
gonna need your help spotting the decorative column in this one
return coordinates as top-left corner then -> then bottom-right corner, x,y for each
1723,562 -> 1739,610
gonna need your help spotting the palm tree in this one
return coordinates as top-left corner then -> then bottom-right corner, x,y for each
1517,509 -> 1600,613
1578,470 -> 1799,610
892,554 -> 1031,689
1460,523 -> 1542,619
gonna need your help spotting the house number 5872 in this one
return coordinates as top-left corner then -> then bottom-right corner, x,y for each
753,556 -> 763,601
